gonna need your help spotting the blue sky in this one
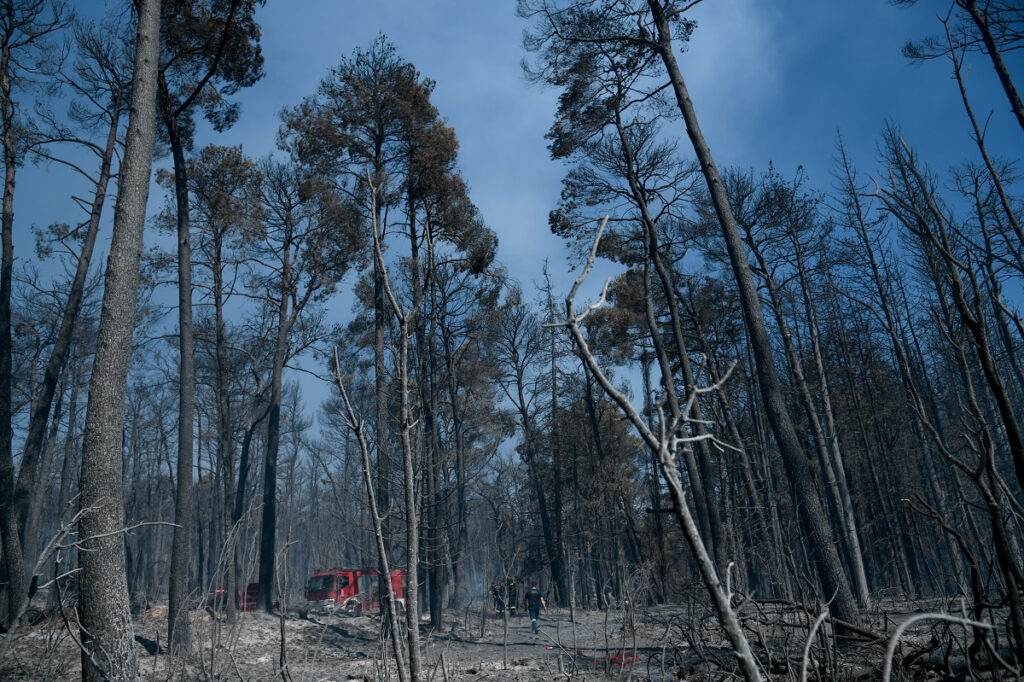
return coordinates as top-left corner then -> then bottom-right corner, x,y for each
17,0 -> 1024,415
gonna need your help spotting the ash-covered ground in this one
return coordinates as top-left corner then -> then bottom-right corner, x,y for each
0,596 -> 1002,680
2,601 -> 680,680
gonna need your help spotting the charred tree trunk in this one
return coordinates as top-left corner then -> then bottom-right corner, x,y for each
648,0 -> 858,623
548,300 -> 568,605
744,230 -> 868,605
960,0 -> 1024,135
57,354 -> 82,524
373,224 -> 392,621
0,18 -> 22,626
13,90 -> 123,550
160,70 -> 196,651
787,222 -> 871,605
441,312 -> 468,608
259,237 -> 292,613
562,219 -> 763,682
213,231 -> 237,621
614,111 -> 724,566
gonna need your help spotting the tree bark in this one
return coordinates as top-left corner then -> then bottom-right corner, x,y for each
561,221 -> 763,682
647,0 -> 858,623
77,0 -> 161,677
0,16 -> 22,627
408,204 -> 444,628
334,357 -> 409,682
440,308 -> 468,608
14,90 -> 122,550
373,219 -> 392,621
369,181 -> 423,679
233,401 -> 269,530
160,70 -> 196,651
744,227 -> 868,605
57,354 -> 82,525
259,237 -> 291,612
960,0 -> 1024,135
613,111 -> 725,567
22,366 -> 65,574
548,294 -> 569,605
517,391 -> 566,606
211,225 -> 237,620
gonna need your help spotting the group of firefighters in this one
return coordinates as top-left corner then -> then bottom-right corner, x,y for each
489,575 -> 547,634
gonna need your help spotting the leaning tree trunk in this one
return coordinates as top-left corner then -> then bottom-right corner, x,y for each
56,354 -> 82,524
77,0 -> 161,678
334,356 -> 409,682
960,0 -> 1024,135
232,401 -> 269,537
13,91 -> 122,553
22,368 -> 65,574
562,221 -> 763,682
796,275 -> 871,606
647,0 -> 858,623
745,236 -> 868,606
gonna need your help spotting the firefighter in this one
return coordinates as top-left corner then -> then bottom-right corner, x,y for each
524,582 -> 546,634
489,581 -> 505,615
505,575 -> 518,616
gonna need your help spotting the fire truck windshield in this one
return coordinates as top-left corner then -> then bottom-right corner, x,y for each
308,575 -> 349,593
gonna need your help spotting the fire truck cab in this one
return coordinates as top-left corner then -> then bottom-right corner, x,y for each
304,568 -> 406,616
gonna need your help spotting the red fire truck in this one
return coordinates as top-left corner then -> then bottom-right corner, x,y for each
303,568 -> 406,616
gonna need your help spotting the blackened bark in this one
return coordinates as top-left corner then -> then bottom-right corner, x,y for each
233,402 -> 269,528
647,0 -> 858,622
613,112 -> 725,566
213,232 -> 237,620
56,354 -> 82,523
373,233 -> 392,618
14,91 -> 122,549
21,365 -> 64,568
259,247 -> 290,612
0,20 -> 21,626
745,230 -> 867,605
159,70 -> 196,651
960,0 -> 1024,135
408,206 -> 443,628
519,411 -> 565,605
549,306 -> 568,605
439,300 -> 469,608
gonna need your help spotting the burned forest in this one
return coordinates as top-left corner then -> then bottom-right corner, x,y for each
1,0 -> 1024,680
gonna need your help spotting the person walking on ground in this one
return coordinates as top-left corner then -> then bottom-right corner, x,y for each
490,581 -> 505,615
524,582 -> 546,634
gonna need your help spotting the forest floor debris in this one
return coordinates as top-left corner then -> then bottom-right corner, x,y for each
0,599 -> 1016,680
